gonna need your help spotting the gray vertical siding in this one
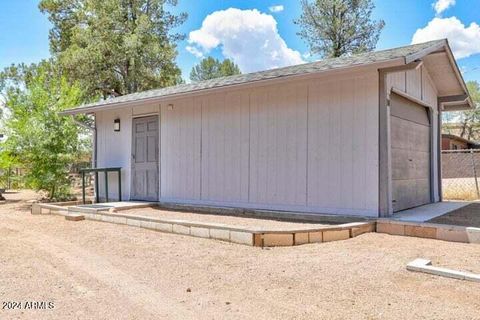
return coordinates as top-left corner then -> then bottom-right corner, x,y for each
96,69 -> 381,216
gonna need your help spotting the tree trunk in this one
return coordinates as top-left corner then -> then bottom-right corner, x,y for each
50,185 -> 55,200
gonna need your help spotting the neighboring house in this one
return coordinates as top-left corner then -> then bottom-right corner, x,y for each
442,134 -> 479,150
62,39 -> 472,217
442,122 -> 480,143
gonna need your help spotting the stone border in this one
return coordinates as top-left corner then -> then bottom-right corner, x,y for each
81,211 -> 376,247
377,219 -> 480,244
407,258 -> 480,282
32,202 -> 480,247
32,202 -> 375,247
31,201 -> 93,215
32,203 -> 69,215
30,200 -> 92,212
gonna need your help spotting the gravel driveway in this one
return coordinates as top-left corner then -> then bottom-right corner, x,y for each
1,190 -> 479,319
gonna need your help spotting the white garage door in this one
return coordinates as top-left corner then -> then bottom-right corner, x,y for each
390,94 -> 431,212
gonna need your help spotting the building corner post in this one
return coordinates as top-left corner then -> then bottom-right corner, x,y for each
378,69 -> 392,217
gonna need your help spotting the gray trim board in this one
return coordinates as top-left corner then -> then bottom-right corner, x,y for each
378,69 -> 390,217
429,107 -> 435,203
437,105 -> 443,201
438,94 -> 469,104
390,87 -> 432,108
378,61 -> 427,217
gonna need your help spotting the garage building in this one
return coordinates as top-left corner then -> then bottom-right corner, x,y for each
62,39 -> 472,217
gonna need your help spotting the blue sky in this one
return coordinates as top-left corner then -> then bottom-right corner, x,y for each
1,0 -> 480,82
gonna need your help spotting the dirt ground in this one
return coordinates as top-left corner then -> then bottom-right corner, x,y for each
1,190 -> 480,320
121,207 -> 334,230
428,203 -> 480,228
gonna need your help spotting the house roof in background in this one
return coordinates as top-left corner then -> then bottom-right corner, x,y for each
442,134 -> 479,145
61,39 -> 470,115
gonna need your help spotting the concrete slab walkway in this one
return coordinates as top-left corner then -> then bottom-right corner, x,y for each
392,201 -> 472,222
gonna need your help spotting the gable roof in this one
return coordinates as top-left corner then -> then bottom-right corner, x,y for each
61,39 -> 470,115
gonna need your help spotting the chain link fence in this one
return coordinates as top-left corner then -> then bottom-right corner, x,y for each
442,149 -> 480,200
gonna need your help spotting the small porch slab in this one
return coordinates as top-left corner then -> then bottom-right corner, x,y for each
68,201 -> 157,214
391,201 -> 472,222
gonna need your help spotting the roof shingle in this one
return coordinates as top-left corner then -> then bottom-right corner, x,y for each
63,39 -> 447,114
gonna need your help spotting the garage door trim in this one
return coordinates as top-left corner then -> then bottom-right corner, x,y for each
389,92 -> 435,212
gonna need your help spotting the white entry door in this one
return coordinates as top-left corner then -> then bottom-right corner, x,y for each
131,116 -> 159,201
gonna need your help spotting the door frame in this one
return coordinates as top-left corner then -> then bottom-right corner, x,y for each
130,114 -> 160,201
388,90 -> 435,213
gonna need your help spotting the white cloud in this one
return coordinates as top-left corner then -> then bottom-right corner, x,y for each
432,0 -> 455,15
269,5 -> 284,13
186,45 -> 204,58
412,17 -> 480,59
187,8 -> 304,72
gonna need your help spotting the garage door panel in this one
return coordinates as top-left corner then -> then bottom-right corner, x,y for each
391,94 -> 430,125
390,93 -> 431,212
414,125 -> 430,152
391,148 -> 408,180
416,179 -> 430,205
392,180 -> 417,212
392,148 -> 417,180
407,121 -> 417,149
414,151 -> 430,179
391,117 -> 408,150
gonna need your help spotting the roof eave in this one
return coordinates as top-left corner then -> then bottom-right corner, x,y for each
60,58 -> 404,116
404,39 -> 447,64
407,39 -> 473,112
442,99 -> 474,111
443,39 -> 471,101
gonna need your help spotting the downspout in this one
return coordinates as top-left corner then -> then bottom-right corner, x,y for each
378,60 -> 424,217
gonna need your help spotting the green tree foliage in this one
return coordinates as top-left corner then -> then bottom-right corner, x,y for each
39,0 -> 187,98
0,61 -> 87,199
190,57 -> 241,82
295,0 -> 385,58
